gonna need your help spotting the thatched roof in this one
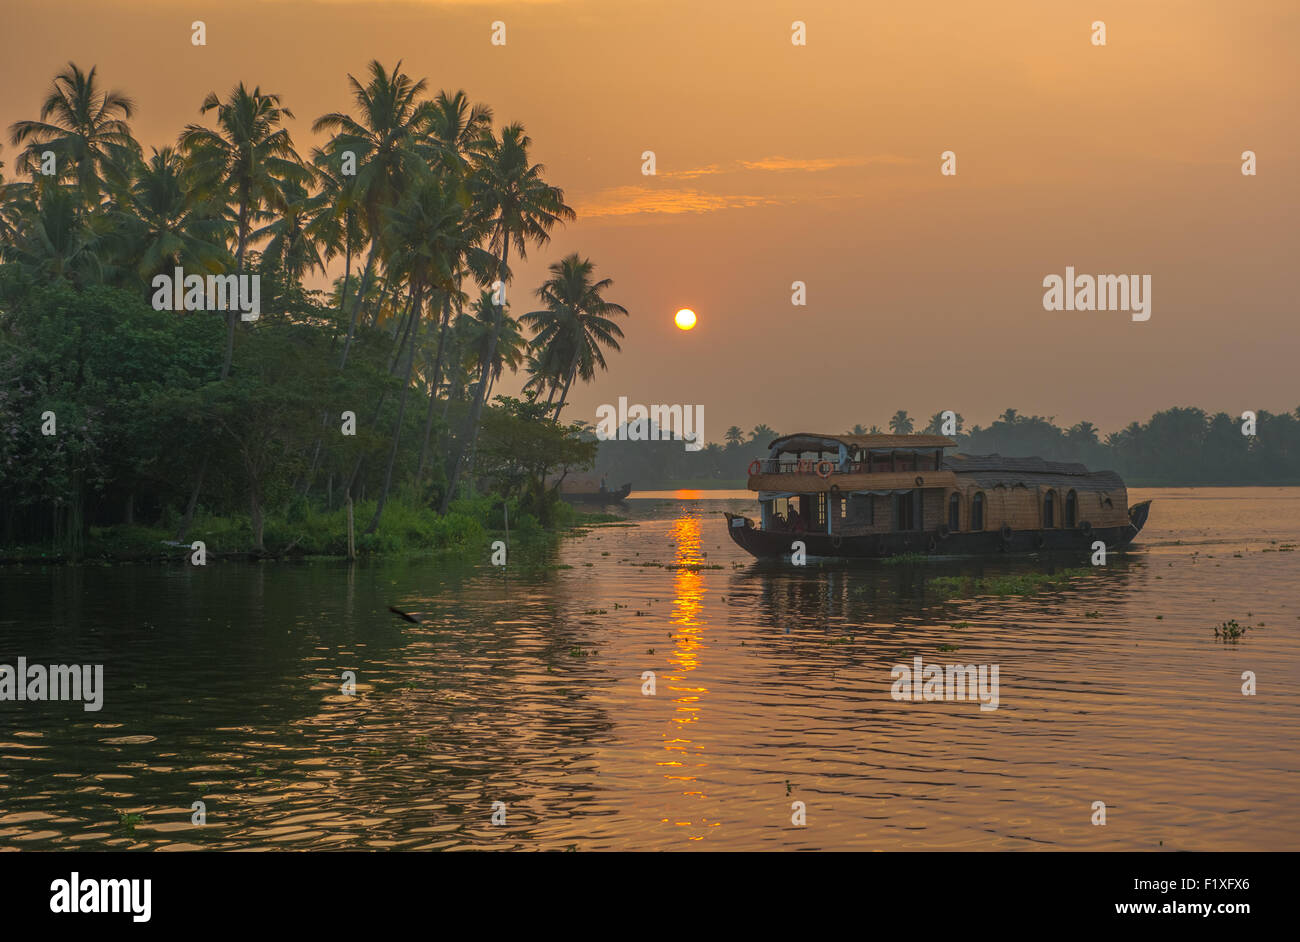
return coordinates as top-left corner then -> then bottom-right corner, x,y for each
769,433 -> 957,452
944,454 -> 1125,492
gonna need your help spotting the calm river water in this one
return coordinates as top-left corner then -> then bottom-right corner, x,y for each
1,487 -> 1297,850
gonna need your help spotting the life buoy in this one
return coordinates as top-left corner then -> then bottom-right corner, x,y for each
1000,524 -> 1013,542
816,460 -> 834,478
1079,520 -> 1093,537
748,459 -> 762,476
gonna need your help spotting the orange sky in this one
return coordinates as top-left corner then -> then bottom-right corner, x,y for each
4,0 -> 1297,438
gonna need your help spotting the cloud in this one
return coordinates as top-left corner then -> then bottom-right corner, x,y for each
740,155 -> 911,172
575,186 -> 778,218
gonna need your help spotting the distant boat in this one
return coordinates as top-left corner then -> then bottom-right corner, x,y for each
549,473 -> 632,504
562,483 -> 632,504
724,432 -> 1150,559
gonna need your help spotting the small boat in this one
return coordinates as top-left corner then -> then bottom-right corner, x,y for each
724,432 -> 1150,559
551,473 -> 632,504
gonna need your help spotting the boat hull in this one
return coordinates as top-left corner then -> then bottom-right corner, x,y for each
724,504 -> 1149,560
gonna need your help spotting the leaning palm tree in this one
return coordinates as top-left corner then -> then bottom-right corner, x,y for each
179,82 -> 309,378
440,123 -> 574,512
313,61 -> 434,367
8,62 -> 139,207
519,253 -> 628,421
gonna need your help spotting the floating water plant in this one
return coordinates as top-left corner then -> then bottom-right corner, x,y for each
928,568 -> 1090,599
1214,619 -> 1246,642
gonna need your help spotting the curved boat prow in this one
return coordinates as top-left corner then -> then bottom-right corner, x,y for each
1127,500 -> 1152,540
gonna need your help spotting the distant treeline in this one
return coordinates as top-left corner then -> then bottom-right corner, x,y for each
592,408 -> 1300,488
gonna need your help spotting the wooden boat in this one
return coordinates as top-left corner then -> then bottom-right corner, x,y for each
724,432 -> 1150,559
551,473 -> 632,504
562,483 -> 632,504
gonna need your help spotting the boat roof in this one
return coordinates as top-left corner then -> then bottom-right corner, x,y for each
944,454 -> 1124,491
768,432 -> 957,452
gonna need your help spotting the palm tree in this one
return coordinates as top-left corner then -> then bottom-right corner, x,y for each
253,174 -> 326,301
924,411 -> 963,435
179,82 -> 308,378
725,426 -> 744,448
308,150 -> 366,324
117,146 -> 228,291
440,122 -> 574,512
411,90 -> 495,479
466,290 -> 526,399
888,410 -> 914,434
366,173 -> 495,531
3,182 -> 113,285
8,62 -> 139,206
751,424 -> 777,444
519,253 -> 627,421
313,61 -> 434,368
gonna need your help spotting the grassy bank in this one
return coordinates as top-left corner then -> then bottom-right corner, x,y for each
0,496 -> 624,564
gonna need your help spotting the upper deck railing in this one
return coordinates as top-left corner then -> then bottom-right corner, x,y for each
752,457 -> 942,475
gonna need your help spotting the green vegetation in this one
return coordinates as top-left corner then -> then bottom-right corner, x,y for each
1214,619 -> 1247,643
882,552 -> 929,565
927,568 -> 1091,599
1,62 -> 629,560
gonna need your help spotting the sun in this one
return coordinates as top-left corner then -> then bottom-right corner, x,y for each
675,308 -> 697,331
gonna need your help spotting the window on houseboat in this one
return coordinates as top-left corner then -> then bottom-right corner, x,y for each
948,493 -> 960,531
1065,490 -> 1078,528
972,492 -> 985,530
1044,490 -> 1056,528
817,493 -> 827,528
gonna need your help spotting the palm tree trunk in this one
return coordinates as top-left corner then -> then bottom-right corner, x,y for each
339,238 -> 380,368
552,358 -> 579,421
416,291 -> 452,482
441,238 -> 508,513
366,282 -> 424,533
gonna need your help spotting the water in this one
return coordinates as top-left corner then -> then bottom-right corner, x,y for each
1,487 -> 1297,850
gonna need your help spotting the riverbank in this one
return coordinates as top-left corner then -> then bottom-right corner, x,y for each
0,496 -> 625,565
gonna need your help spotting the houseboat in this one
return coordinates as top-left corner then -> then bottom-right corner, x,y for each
724,432 -> 1150,559
549,472 -> 632,504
